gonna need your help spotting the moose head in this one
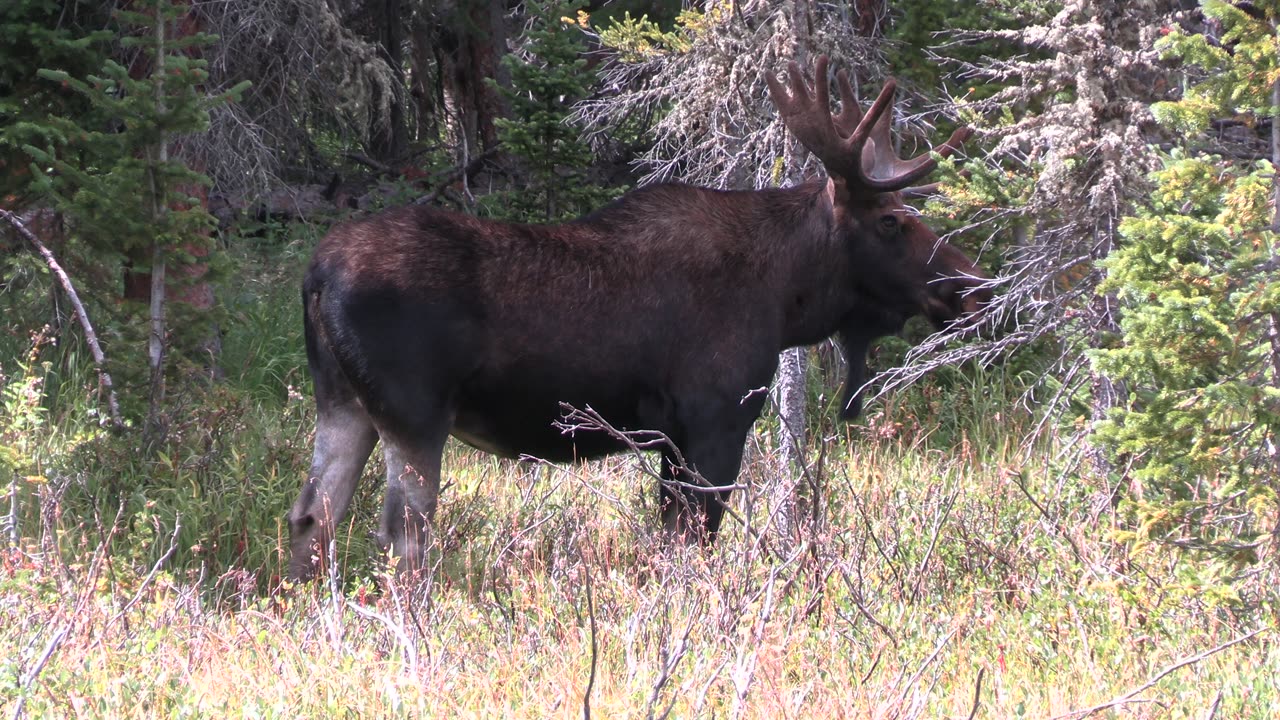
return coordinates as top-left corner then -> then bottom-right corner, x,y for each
768,55 -> 988,416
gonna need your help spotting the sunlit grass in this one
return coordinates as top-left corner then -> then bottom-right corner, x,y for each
2,416 -> 1276,718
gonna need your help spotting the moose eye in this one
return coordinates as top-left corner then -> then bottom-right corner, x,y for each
878,214 -> 899,234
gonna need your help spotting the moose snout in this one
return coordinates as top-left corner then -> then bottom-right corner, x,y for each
956,280 -> 993,320
930,277 -> 992,329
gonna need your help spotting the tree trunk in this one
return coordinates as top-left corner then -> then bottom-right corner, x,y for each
773,346 -> 808,542
145,12 -> 169,436
769,0 -> 818,547
369,0 -> 409,164
410,13 -> 442,143
439,0 -> 508,162
1266,63 -> 1280,500
123,4 -> 217,397
1267,72 -> 1280,385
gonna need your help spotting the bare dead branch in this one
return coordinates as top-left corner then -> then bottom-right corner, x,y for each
967,666 -> 985,720
582,559 -> 598,720
202,0 -> 402,190
344,152 -> 393,175
414,147 -> 502,207
107,516 -> 182,629
1,209 -> 123,428
11,625 -> 69,720
553,404 -> 753,536
1049,628 -> 1267,720
886,628 -> 957,719
574,2 -> 896,192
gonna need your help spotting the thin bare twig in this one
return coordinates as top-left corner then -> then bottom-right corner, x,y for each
891,628 -> 956,718
414,147 -> 501,207
554,404 -> 753,534
582,560 -> 598,720
106,516 -> 182,630
1049,628 -> 1266,720
10,626 -> 68,720
12,499 -> 125,720
348,601 -> 420,676
1205,689 -> 1223,720
967,667 -> 985,720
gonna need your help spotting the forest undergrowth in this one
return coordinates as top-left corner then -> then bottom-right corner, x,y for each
1,237 -> 1276,719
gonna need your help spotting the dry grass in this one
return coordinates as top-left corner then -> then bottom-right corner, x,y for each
2,421 -> 1275,720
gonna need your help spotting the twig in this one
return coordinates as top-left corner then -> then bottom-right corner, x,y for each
414,147 -> 501,207
106,516 -> 182,630
11,626 -> 69,720
349,601 -> 420,676
1008,468 -> 1088,568
835,563 -> 898,647
646,596 -> 703,720
1,209 -> 123,428
344,152 -> 393,175
13,498 -> 124,720
1049,628 -> 1266,720
892,628 -> 956,718
908,488 -> 957,604
967,667 -> 985,720
1205,689 -> 1223,720
555,404 -> 753,533
582,561 -> 598,720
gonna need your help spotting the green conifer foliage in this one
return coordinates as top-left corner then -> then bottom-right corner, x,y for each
489,0 -> 609,222
27,1 -> 243,259
0,0 -> 111,203
21,0 -> 247,418
1092,0 -> 1280,569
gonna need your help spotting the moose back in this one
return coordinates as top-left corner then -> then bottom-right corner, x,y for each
286,56 -> 991,579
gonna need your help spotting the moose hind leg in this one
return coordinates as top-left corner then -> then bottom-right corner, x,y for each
378,426 -> 449,576
288,401 -> 378,580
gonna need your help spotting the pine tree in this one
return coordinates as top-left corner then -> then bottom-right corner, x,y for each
23,0 -> 247,429
0,0 -> 111,203
1092,0 -> 1280,572
1094,154 -> 1279,567
488,0 -> 606,222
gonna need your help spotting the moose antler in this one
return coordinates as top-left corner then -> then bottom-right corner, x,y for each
767,55 -> 972,192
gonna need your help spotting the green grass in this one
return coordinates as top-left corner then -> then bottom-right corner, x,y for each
1,240 -> 1276,719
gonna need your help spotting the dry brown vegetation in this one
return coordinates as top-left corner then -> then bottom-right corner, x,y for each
2,412 -> 1274,719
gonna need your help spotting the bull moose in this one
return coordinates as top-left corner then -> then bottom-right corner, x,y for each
286,56 -> 991,579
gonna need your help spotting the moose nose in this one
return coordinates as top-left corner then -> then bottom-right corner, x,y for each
959,281 -> 993,318
937,277 -> 991,328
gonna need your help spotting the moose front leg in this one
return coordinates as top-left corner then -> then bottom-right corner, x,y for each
659,431 -> 749,542
658,377 -> 770,542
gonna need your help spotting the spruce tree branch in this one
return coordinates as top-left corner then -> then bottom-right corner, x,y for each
1,209 -> 123,428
